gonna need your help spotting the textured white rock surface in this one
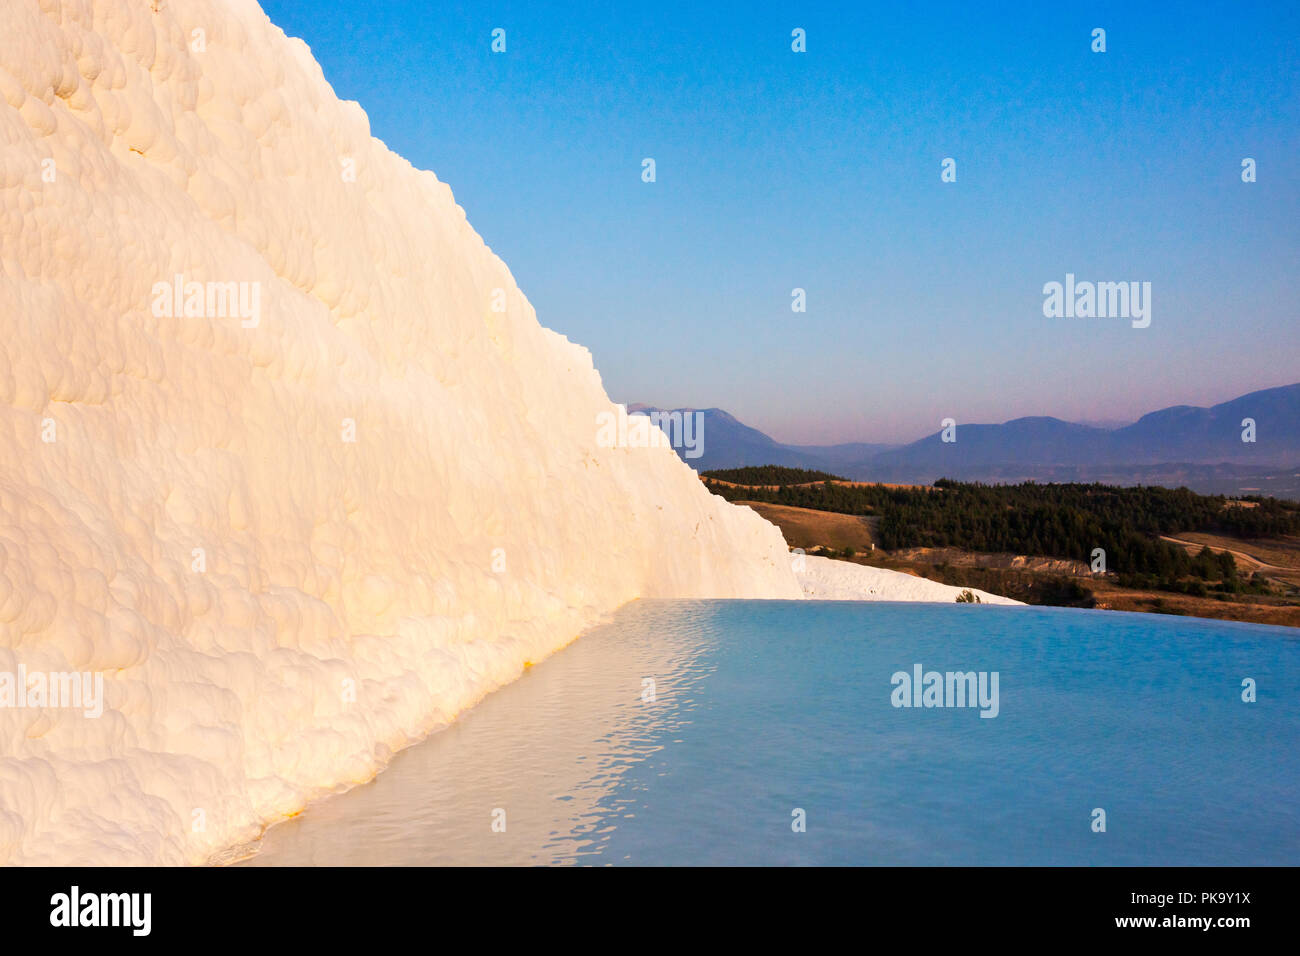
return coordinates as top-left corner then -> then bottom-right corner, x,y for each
796,556 -> 1024,605
0,0 -> 1018,865
0,0 -> 804,865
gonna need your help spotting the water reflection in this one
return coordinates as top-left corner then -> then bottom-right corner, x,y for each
243,600 -> 1300,866
244,601 -> 717,865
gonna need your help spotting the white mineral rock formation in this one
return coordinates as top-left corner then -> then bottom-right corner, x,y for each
0,0 -> 1014,865
795,555 -> 1023,605
0,0 -> 809,865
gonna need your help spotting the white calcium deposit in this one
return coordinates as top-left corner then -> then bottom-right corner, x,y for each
795,555 -> 1023,605
0,0 -> 1015,865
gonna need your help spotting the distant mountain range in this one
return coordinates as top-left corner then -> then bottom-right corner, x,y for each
625,404 -> 896,474
630,384 -> 1300,498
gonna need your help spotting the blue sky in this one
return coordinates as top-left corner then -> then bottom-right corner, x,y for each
261,0 -> 1299,443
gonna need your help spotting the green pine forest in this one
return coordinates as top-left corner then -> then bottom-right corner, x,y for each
702,467 -> 1300,597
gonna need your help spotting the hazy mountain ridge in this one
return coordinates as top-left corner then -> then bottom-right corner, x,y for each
627,404 -> 898,473
635,384 -> 1300,496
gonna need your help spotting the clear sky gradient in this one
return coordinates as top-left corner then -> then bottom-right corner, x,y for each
261,0 -> 1299,443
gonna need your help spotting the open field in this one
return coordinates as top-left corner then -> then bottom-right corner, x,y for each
1160,532 -> 1300,568
1086,577 -> 1300,628
735,501 -> 878,553
1158,533 -> 1300,604
736,499 -> 1300,629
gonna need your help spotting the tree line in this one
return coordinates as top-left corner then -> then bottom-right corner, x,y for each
703,471 -> 1300,591
702,465 -> 846,485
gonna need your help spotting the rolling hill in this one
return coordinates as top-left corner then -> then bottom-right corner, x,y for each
634,384 -> 1300,497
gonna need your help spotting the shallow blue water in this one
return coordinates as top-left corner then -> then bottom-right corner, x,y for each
248,601 -> 1300,866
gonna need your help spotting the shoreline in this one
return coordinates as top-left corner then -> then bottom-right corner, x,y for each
225,561 -> 1024,865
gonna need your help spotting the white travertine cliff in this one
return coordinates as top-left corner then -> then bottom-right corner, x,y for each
0,0 -> 807,864
0,0 -> 1016,865
796,555 -> 1022,605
